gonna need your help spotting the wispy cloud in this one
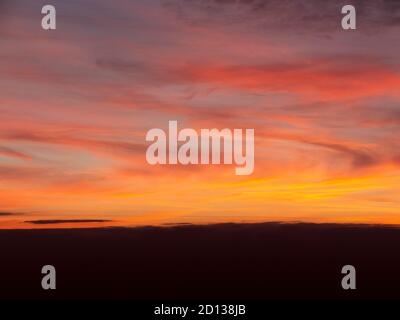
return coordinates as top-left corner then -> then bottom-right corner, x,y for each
0,212 -> 20,216
0,146 -> 32,160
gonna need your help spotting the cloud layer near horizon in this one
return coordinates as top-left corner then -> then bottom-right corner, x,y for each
1,0 -> 400,228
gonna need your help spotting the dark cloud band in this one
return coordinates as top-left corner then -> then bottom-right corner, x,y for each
25,219 -> 113,225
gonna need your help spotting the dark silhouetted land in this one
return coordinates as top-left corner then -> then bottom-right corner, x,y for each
1,222 -> 400,300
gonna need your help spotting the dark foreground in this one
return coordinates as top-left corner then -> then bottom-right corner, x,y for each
1,222 -> 400,300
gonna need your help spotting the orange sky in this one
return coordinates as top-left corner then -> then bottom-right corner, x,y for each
1,0 -> 400,229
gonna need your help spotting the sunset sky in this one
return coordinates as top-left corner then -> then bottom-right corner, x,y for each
1,0 -> 400,228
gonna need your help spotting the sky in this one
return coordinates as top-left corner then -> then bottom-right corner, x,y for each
1,0 -> 400,228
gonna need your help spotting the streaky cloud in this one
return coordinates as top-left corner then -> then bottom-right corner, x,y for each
25,219 -> 113,225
